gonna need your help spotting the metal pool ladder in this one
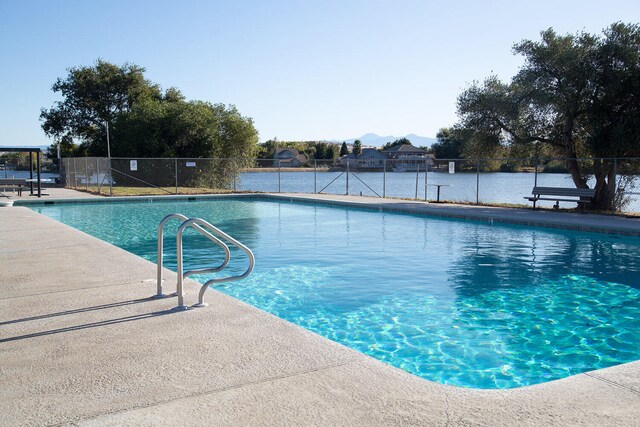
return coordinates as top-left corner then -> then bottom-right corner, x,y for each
155,213 -> 255,310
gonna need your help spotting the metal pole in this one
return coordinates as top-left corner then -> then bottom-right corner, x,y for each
424,159 -> 428,201
534,158 -> 539,187
85,157 -> 89,191
346,159 -> 349,195
96,158 -> 100,193
175,157 -> 179,194
29,151 -> 34,194
612,158 -> 617,213
314,160 -> 317,193
73,158 -> 77,189
383,159 -> 386,198
476,159 -> 480,204
108,157 -> 113,196
233,159 -> 237,192
415,164 -> 419,199
106,122 -> 112,196
36,151 -> 41,197
106,121 -> 111,159
278,160 -> 281,193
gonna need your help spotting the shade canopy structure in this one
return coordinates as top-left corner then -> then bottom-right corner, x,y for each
0,147 -> 44,197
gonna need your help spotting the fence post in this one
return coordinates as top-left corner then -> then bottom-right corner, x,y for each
73,158 -> 77,188
346,159 -> 349,195
85,157 -> 89,191
108,157 -> 113,196
233,158 -> 237,192
96,158 -> 100,193
314,160 -> 317,193
59,158 -> 65,187
612,158 -> 617,213
476,159 -> 480,204
415,164 -> 419,199
278,160 -> 281,193
424,159 -> 428,201
383,159 -> 386,198
534,158 -> 539,187
175,158 -> 179,194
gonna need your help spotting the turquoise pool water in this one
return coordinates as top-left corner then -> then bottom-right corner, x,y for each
31,198 -> 640,389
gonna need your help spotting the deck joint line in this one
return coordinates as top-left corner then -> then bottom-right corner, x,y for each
74,360 -> 358,424
583,372 -> 640,395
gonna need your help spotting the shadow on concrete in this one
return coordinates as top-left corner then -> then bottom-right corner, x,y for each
0,307 -> 179,343
0,296 -> 176,327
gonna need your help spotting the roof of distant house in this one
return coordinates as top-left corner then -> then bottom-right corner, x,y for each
382,144 -> 426,153
357,148 -> 385,159
274,148 -> 300,156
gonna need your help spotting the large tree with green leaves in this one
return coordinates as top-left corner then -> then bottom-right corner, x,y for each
432,128 -> 466,159
41,60 -> 258,160
41,60 -> 163,155
456,22 -> 640,210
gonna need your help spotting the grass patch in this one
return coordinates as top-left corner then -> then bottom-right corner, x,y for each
79,186 -> 239,196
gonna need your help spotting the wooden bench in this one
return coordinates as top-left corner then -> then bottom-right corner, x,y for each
0,178 -> 27,196
525,186 -> 596,211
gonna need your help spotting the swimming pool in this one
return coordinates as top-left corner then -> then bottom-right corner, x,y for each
30,197 -> 640,389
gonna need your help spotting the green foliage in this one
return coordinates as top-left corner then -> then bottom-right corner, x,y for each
542,160 -> 569,173
455,22 -> 640,210
314,142 -> 339,160
46,136 -> 76,159
340,141 -> 349,156
381,137 -> 411,151
40,60 -> 258,161
40,60 -> 162,154
352,139 -> 362,156
256,140 -> 339,161
431,128 -> 466,159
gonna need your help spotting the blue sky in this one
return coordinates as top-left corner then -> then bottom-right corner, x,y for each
1,0 -> 639,148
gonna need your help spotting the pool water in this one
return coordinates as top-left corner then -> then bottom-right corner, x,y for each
31,198 -> 640,389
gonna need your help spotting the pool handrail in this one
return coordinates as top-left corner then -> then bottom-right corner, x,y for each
156,213 -> 230,298
176,217 -> 255,309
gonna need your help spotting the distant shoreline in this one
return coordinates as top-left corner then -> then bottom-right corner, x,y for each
240,167 -> 330,173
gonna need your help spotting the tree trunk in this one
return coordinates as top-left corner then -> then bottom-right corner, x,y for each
591,160 -> 615,210
565,158 -> 588,189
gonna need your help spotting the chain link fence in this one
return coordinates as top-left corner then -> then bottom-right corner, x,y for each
59,156 -> 640,214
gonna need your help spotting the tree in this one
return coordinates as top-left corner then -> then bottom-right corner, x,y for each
352,139 -> 362,156
113,99 -> 258,159
340,141 -> 349,156
431,128 -> 466,159
315,142 -> 339,160
456,23 -> 640,210
381,137 -> 411,151
41,60 -> 258,161
41,60 -> 163,155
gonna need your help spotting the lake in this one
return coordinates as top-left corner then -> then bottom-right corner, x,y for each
237,170 -> 640,212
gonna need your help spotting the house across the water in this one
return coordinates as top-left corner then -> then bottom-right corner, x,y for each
382,144 -> 433,172
273,148 -> 308,167
338,144 -> 433,171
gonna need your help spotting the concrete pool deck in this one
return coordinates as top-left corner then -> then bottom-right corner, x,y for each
1,189 -> 639,425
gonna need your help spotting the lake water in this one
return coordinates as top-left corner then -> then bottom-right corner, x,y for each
237,171 -> 640,211
0,169 -> 59,180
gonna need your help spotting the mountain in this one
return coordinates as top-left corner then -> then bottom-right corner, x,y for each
334,133 -> 437,147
